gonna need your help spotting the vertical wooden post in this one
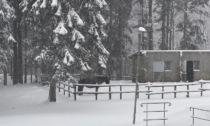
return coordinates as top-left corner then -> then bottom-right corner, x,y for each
163,103 -> 166,125
58,82 -> 60,92
74,84 -> 77,101
109,86 -> 112,100
187,85 -> 189,97
201,83 -> 203,96
95,87 -> 98,100
137,84 -> 140,98
68,86 -> 70,97
162,86 -> 164,99
148,87 -> 150,99
63,84 -> 65,95
174,86 -> 177,98
120,85 -> 122,100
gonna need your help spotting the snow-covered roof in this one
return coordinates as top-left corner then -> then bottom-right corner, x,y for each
128,50 -> 210,58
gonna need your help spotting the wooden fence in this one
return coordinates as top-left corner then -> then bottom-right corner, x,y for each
145,81 -> 210,99
190,107 -> 210,125
56,82 -> 149,101
56,81 -> 210,100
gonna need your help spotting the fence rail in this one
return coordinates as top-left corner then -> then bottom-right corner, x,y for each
141,102 -> 171,126
56,82 -> 149,101
56,81 -> 210,100
190,107 -> 210,125
145,82 -> 210,99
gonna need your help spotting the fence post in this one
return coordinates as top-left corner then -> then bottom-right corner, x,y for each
163,103 -> 166,125
74,84 -> 77,101
187,85 -> 189,97
174,86 -> 177,98
109,86 -> 112,100
137,84 -> 139,98
68,86 -> 70,97
58,82 -> 60,92
63,84 -> 65,95
148,87 -> 150,99
201,82 -> 203,96
95,87 -> 98,100
120,85 -> 122,100
162,86 -> 164,99
192,108 -> 195,125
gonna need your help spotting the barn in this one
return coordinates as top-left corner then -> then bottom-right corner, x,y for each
129,50 -> 210,82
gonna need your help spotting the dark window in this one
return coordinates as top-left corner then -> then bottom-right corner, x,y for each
193,61 -> 200,70
165,61 -> 171,70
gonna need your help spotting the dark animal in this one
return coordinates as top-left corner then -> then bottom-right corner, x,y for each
78,76 -> 110,95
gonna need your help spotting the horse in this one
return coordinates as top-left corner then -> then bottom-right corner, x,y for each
77,76 -> 110,95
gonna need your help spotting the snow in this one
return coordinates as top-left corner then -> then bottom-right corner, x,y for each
7,34 -> 16,42
40,0 -> 47,8
63,49 -> 74,65
0,80 -> 210,126
51,0 -> 58,7
96,11 -> 107,25
55,2 -> 61,16
53,22 -> 68,35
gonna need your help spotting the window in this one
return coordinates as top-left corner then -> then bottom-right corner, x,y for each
165,61 -> 171,71
193,61 -> 200,70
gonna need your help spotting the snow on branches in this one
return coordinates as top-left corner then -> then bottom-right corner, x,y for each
94,0 -> 107,8
80,59 -> 91,71
51,0 -> 58,7
98,55 -> 107,68
63,49 -> 74,66
68,8 -> 84,27
8,34 -> 17,43
96,11 -> 106,25
40,0 -> 47,8
0,0 -> 15,19
53,21 -> 68,35
71,29 -> 85,43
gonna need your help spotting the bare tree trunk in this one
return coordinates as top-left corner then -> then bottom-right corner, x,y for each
31,66 -> 33,83
49,77 -> 57,102
10,60 -> 13,80
24,57 -> 27,83
181,0 -> 188,49
160,0 -> 167,50
116,0 -> 123,80
106,0 -> 113,79
48,67 -> 57,102
148,0 -> 153,50
3,68 -> 7,86
169,1 -> 174,49
166,0 -> 170,49
13,0 -> 23,84
13,42 -> 18,84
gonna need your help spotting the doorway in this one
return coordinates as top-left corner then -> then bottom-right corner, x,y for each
186,61 -> 194,82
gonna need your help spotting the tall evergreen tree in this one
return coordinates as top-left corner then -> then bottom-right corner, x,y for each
0,0 -> 15,86
20,0 -> 109,101
175,0 -> 209,49
105,0 -> 132,80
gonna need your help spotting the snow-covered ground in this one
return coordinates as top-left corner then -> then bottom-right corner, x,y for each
0,80 -> 210,126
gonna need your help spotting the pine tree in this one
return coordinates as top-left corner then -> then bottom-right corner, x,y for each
20,0 -> 109,102
175,0 -> 210,49
0,0 -> 15,86
105,0 -> 132,80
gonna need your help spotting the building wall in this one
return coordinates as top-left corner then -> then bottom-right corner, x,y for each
130,51 -> 210,82
143,52 -> 180,82
182,52 -> 210,81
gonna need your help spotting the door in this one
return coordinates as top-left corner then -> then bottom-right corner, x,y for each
186,61 -> 194,82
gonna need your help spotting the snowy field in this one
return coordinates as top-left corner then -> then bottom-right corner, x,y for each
0,80 -> 210,126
